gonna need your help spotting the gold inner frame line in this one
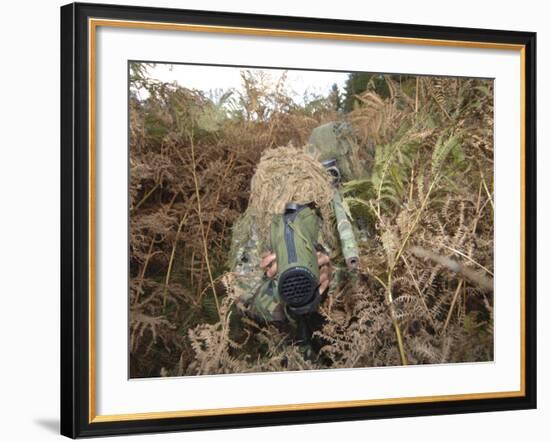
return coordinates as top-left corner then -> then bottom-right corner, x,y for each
88,17 -> 527,424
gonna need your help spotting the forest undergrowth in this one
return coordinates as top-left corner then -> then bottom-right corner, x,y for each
129,64 -> 494,377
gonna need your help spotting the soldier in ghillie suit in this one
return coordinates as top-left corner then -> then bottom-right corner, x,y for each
224,121 -> 370,355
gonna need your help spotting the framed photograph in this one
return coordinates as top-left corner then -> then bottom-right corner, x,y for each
60,2 -> 537,438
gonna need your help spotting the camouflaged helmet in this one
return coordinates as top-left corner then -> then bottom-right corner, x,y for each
306,120 -> 368,182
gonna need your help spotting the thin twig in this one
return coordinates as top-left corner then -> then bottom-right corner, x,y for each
443,279 -> 464,332
196,154 -> 236,306
391,173 -> 439,274
385,171 -> 439,366
132,182 -> 159,212
436,243 -> 494,277
402,255 -> 437,331
186,131 -> 221,317
133,238 -> 155,306
162,209 -> 190,308
479,167 -> 494,212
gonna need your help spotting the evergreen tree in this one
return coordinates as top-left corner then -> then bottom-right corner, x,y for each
343,72 -> 392,111
328,83 -> 342,111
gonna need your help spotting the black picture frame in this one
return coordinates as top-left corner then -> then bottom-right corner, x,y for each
60,2 -> 537,438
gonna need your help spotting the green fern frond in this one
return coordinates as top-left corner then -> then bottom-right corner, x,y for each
431,134 -> 463,174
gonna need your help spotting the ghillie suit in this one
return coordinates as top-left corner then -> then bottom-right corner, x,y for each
224,121 -> 369,328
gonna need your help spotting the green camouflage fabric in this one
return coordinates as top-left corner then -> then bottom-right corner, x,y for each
331,189 -> 360,268
230,222 -> 346,324
229,223 -> 283,322
306,121 -> 367,181
229,120 -> 368,324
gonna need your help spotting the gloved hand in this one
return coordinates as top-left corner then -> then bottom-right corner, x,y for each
260,250 -> 332,294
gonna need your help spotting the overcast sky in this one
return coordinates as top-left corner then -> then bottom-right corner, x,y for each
141,63 -> 349,103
